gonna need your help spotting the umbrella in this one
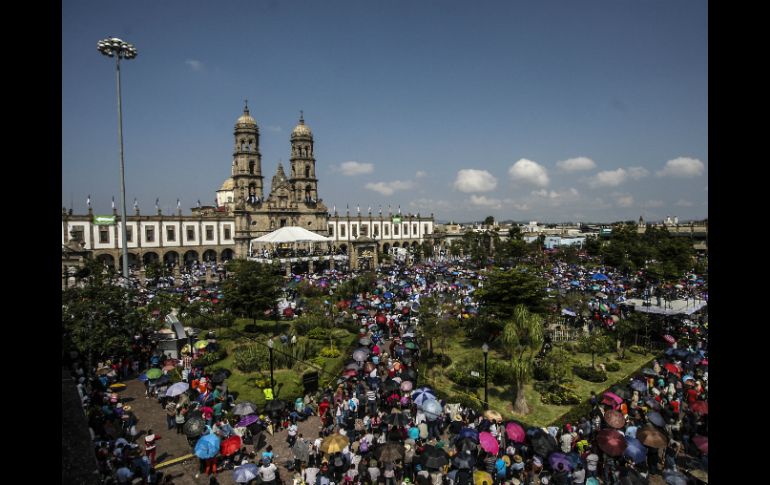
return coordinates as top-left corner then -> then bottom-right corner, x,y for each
530,429 -> 558,457
610,386 -> 632,400
419,445 -> 449,469
385,411 -> 411,427
137,373 -> 150,382
162,364 -> 176,372
596,292 -> 608,299
264,399 -> 286,414
637,424 -> 668,449
458,427 -> 480,443
320,433 -> 350,454
483,410 -> 502,422
692,435 -> 708,454
623,437 -> 648,465
602,392 -> 624,408
473,471 -> 494,485
109,383 -> 127,391
548,452 -> 573,472
421,399 -> 443,420
194,340 -> 209,349
690,400 -> 708,415
145,368 -> 163,380
211,372 -> 227,384
342,368 -> 359,378
478,431 -> 499,455
165,382 -> 190,397
673,349 -> 690,359
663,363 -> 681,376
592,273 -> 609,281
220,435 -> 242,456
505,422 -> 526,443
642,368 -> 658,378
400,380 -> 414,392
194,433 -> 221,459
345,362 -> 361,370
596,429 -> 627,457
404,341 -> 418,350
604,409 -> 626,429
153,375 -> 170,385
452,450 -> 476,469
412,387 -> 436,406
359,337 -> 372,346
232,402 -> 258,416
663,335 -> 676,345
663,470 -> 689,485
353,349 -> 369,362
184,417 -> 205,437
237,414 -> 260,427
373,442 -> 405,462
644,397 -> 661,411
233,464 -> 259,483
630,379 -> 648,393
646,409 -> 668,428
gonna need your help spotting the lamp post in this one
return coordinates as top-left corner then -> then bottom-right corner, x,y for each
482,342 -> 489,410
97,37 -> 137,280
267,337 -> 275,393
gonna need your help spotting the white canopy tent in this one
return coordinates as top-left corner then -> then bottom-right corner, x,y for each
249,226 -> 332,258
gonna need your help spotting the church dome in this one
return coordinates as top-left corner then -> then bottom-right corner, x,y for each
291,113 -> 312,139
219,178 -> 235,191
235,103 -> 257,128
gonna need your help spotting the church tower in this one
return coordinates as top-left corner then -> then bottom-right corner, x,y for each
231,101 -> 264,205
289,112 -> 318,203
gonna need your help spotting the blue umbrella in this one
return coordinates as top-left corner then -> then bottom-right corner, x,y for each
646,411 -> 666,428
383,292 -> 394,299
137,373 -> 149,382
194,432 -> 221,459
165,382 -> 190,397
421,399 -> 443,420
673,349 -> 690,359
548,452 -> 573,471
624,426 -> 638,440
570,280 -> 580,286
412,387 -> 436,406
623,437 -> 646,464
630,379 -> 648,393
233,464 -> 259,483
592,273 -> 609,281
458,427 -> 480,443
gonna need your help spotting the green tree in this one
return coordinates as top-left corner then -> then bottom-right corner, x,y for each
540,347 -> 572,383
476,267 -> 548,316
222,259 -> 283,326
502,304 -> 545,415
483,215 -> 495,226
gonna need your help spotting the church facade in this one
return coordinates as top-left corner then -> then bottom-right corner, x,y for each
61,105 -> 434,269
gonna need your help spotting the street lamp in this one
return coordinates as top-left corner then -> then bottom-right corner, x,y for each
482,343 -> 489,410
97,37 -> 137,280
267,337 -> 275,393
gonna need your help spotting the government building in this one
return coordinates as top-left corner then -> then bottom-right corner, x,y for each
61,104 -> 434,272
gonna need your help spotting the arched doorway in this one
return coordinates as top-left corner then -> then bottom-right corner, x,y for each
143,252 -> 160,266
382,243 -> 390,254
339,244 -> 348,255
411,241 -> 419,248
183,250 -> 199,267
221,248 -> 235,261
96,253 -> 115,268
163,251 -> 179,267
119,253 -> 139,270
202,249 -> 218,263
393,242 -> 400,248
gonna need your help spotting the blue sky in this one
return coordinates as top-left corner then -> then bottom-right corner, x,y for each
63,0 -> 707,223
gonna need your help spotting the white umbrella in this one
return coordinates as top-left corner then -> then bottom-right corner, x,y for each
165,382 -> 190,397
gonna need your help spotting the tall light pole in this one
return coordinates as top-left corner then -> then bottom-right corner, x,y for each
97,37 -> 137,280
267,337 -> 275,393
482,343 -> 489,410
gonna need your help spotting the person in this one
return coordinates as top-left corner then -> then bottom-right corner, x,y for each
144,430 -> 161,467
572,463 -> 586,485
258,457 -> 279,485
165,400 -> 177,430
664,441 -> 680,471
584,447 -> 599,479
175,405 -> 186,434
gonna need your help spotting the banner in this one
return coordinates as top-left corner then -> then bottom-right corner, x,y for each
392,216 -> 402,224
93,215 -> 116,225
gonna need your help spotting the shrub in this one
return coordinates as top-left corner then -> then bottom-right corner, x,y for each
306,327 -> 331,340
233,345 -> 268,373
604,362 -> 621,372
244,324 -> 261,334
293,314 -> 330,335
192,349 -> 227,368
629,345 -> 647,355
319,347 -> 341,358
539,382 -> 581,405
425,354 -> 452,367
573,365 -> 608,383
310,356 -> 326,367
447,366 -> 484,388
561,342 -> 579,354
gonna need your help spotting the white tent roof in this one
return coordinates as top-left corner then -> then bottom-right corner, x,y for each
251,226 -> 331,244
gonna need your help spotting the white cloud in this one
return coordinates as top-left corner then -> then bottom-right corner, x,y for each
469,195 -> 502,209
508,159 -> 550,187
334,161 -> 374,176
556,156 -> 596,172
410,198 -> 450,210
185,59 -> 204,71
616,195 -> 634,208
656,157 -> 705,178
453,169 -> 498,192
676,199 -> 694,207
628,167 -> 649,180
531,188 -> 580,200
365,180 -> 415,196
590,168 -> 627,188
415,171 -> 427,178
642,200 -> 664,208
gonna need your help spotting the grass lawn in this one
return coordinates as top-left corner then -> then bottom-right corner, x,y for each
420,336 -> 656,428
200,318 -> 357,407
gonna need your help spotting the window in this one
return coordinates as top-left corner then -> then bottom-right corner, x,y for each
205,226 -> 214,241
145,226 -> 155,242
71,225 -> 85,242
384,225 -> 389,237
404,224 -> 409,236
424,224 -> 429,235
361,224 -> 368,236
224,227 -> 231,240
374,225 -> 379,237
186,227 -> 195,241
340,225 -> 346,237
280,219 -> 287,228
328,225 -> 334,236
249,160 -> 255,174
393,224 -> 399,236
99,227 -> 109,243
413,223 -> 418,235
167,226 -> 175,242
126,226 -> 133,242
352,225 -> 358,237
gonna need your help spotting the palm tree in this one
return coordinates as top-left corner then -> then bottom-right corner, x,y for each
502,304 -> 544,415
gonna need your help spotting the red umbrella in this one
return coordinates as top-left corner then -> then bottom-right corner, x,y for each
283,307 -> 294,317
663,335 -> 676,345
693,435 -> 708,454
342,369 -> 358,378
478,431 -> 499,455
690,401 -> 708,415
663,363 -> 681,376
602,392 -> 623,408
596,429 -> 627,457
603,409 -> 626,429
698,358 -> 708,366
505,422 -> 526,443
220,435 -> 242,456
376,314 -> 387,324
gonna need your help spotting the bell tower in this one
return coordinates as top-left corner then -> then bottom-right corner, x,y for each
232,101 -> 264,204
289,111 -> 318,203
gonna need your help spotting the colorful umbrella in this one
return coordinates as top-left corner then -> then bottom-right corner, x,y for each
421,399 -> 443,420
194,432 -> 221,459
603,409 -> 626,429
237,414 -> 260,427
692,435 -> 708,454
233,464 -> 259,483
690,401 -> 708,415
220,435 -> 242,456
548,452 -> 573,471
602,392 -> 623,407
458,427 -> 480,443
400,380 -> 414,392
194,340 -> 209,349
478,431 -> 499,455
320,433 -> 350,454
646,411 -> 666,427
637,424 -> 668,449
505,422 -> 526,443
630,379 -> 648,393
412,387 -> 436,406
663,363 -> 681,376
145,368 -> 163,380
109,383 -> 127,391
663,335 -> 676,345
165,382 -> 190,397
473,471 -> 493,485
596,429 -> 627,457
352,349 -> 369,362
623,437 -> 647,464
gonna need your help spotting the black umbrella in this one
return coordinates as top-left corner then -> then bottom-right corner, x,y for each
183,417 -> 205,437
454,437 -> 478,452
672,349 -> 690,359
418,445 -> 449,469
646,411 -> 666,428
401,368 -> 418,381
264,399 -> 286,414
211,372 -> 227,384
452,449 -> 476,469
610,386 -> 631,400
383,379 -> 400,393
530,429 -> 558,457
642,368 -> 658,377
384,411 -> 410,427
372,443 -> 405,463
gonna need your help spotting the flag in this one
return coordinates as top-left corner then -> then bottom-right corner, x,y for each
155,198 -> 159,210
368,206 -> 371,213
398,205 -> 401,215
379,205 -> 382,214
133,198 -> 138,209
87,195 -> 91,207
177,198 -> 181,209
197,199 -> 201,208
111,196 -> 115,209
333,205 -> 336,213
357,205 -> 360,213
